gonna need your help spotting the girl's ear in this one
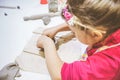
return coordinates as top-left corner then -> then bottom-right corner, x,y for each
91,30 -> 103,41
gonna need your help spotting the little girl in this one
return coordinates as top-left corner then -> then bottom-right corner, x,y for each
37,0 -> 120,80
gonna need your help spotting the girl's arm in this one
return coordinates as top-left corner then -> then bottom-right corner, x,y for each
37,35 -> 63,80
42,22 -> 70,38
54,22 -> 70,32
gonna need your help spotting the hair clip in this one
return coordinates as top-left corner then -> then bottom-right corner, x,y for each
62,6 -> 73,21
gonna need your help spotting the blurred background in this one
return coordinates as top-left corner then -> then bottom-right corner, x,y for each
0,0 -> 65,79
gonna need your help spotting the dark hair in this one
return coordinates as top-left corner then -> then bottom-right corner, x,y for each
66,0 -> 120,38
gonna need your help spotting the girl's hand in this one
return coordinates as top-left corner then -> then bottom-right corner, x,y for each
42,27 -> 57,39
37,35 -> 54,48
37,35 -> 63,80
42,23 -> 70,39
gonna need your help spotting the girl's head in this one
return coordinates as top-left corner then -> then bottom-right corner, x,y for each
62,0 -> 120,46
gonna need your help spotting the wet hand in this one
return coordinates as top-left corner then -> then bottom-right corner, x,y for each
42,27 -> 57,39
37,35 -> 54,48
